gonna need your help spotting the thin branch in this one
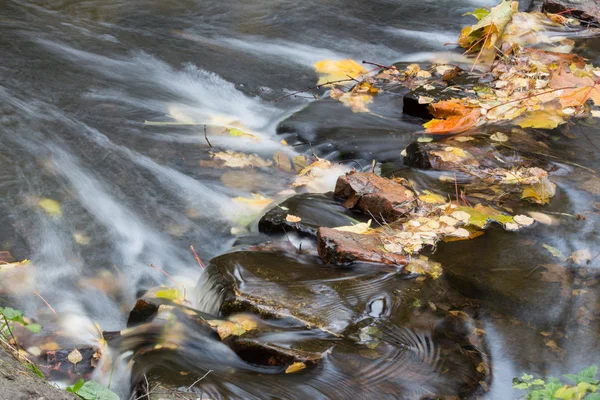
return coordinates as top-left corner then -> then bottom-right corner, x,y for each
361,60 -> 393,69
486,85 -> 579,111
187,369 -> 213,391
190,245 -> 207,270
33,292 -> 57,315
274,78 -> 357,102
203,125 -> 213,148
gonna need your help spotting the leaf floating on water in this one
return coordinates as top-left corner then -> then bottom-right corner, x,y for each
313,59 -> 367,86
38,198 -> 62,217
73,232 -> 91,245
516,110 -> 565,129
213,151 -> 272,169
405,255 -> 443,279
67,348 -> 83,365
155,288 -> 184,302
330,81 -> 378,113
490,132 -> 509,142
228,314 -> 258,331
571,249 -> 592,265
521,178 -> 556,204
542,244 -> 567,260
285,362 -> 307,374
232,194 -> 272,208
513,215 -> 534,226
229,127 -> 260,141
286,214 -> 302,223
424,99 -> 482,134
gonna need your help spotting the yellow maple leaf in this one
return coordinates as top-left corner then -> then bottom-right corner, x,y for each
516,110 -> 565,129
314,59 -> 367,86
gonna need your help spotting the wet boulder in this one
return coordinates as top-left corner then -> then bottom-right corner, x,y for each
206,250 -> 406,335
317,227 -> 407,266
276,97 -> 421,162
258,193 -> 368,237
334,171 -> 417,222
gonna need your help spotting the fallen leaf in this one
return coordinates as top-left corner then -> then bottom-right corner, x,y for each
513,215 -> 534,226
424,99 -> 481,134
285,362 -> 307,374
516,110 -> 565,129
38,198 -> 62,217
521,177 -> 556,204
419,191 -> 446,204
67,348 -> 83,365
490,132 -> 509,142
333,220 -> 372,234
571,249 -> 591,265
286,214 -> 302,223
213,151 -> 272,169
314,59 -> 367,86
459,1 -> 518,61
542,244 -> 567,260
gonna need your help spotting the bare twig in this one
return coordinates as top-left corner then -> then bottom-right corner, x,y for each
149,264 -> 188,302
486,86 -> 578,111
274,78 -> 357,102
362,60 -> 393,69
190,245 -> 207,270
204,125 -> 213,148
33,292 -> 57,315
187,369 -> 213,391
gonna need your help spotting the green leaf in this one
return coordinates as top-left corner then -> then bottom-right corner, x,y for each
464,8 -> 490,20
585,393 -> 600,400
66,379 -> 85,393
565,365 -> 599,385
76,381 -> 119,400
513,382 -> 530,390
1,307 -> 25,323
25,323 -> 42,334
25,363 -> 45,379
531,379 -> 545,385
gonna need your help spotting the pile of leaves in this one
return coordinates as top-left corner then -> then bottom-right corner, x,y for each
312,0 -> 600,134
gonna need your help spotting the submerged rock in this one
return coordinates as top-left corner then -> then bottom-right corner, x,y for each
258,193 -> 367,237
206,250 -> 405,334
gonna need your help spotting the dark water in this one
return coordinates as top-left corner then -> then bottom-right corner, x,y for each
1,0 -> 599,399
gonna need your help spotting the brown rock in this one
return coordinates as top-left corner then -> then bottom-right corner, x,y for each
0,344 -> 78,400
543,0 -> 600,25
317,227 -> 407,266
127,298 -> 159,327
333,172 -> 417,222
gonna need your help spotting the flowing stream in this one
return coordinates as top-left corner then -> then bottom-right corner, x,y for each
1,0 -> 599,399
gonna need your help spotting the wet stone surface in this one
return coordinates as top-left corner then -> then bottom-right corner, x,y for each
258,192 -> 367,237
